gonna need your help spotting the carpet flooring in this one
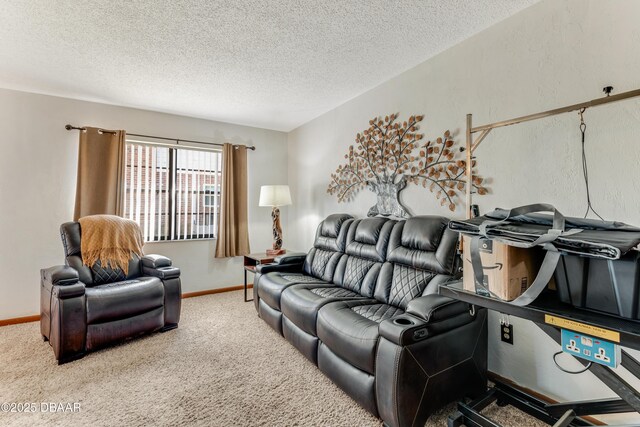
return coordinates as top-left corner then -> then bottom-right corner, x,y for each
0,291 -> 548,426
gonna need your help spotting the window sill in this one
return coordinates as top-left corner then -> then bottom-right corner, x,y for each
144,237 -> 217,244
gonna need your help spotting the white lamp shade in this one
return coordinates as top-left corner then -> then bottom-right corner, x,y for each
259,185 -> 292,207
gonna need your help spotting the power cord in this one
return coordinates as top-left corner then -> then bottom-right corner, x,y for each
578,108 -> 605,221
553,350 -> 592,374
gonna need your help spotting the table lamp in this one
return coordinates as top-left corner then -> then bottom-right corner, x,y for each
259,185 -> 292,256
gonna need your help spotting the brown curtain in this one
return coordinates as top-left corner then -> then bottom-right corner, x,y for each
215,143 -> 250,257
73,127 -> 126,221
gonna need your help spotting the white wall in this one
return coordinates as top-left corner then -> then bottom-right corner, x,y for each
287,0 -> 640,423
0,88 -> 288,319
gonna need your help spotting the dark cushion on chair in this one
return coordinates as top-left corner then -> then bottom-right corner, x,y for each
85,276 -> 164,324
345,218 -> 395,262
386,216 -> 458,275
331,218 -> 396,296
258,272 -> 328,310
302,214 -> 354,281
90,256 -> 142,285
302,249 -> 344,282
375,263 -> 437,310
314,214 -> 354,252
281,284 -> 368,336
90,260 -> 127,285
317,300 -> 403,375
60,221 -> 143,285
371,216 -> 461,309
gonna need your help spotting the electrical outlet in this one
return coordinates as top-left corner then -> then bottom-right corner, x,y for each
560,329 -> 619,368
501,324 -> 513,344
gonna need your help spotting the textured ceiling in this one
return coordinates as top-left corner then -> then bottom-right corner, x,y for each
0,0 -> 539,131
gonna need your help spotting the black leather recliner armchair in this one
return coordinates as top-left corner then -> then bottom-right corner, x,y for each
254,214 -> 487,427
40,221 -> 181,364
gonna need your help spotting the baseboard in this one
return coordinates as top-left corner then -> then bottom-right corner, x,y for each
488,372 -> 604,425
0,315 -> 40,327
0,285 -> 251,327
182,284 -> 250,299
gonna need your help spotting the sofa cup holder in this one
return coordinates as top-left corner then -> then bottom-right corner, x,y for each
393,317 -> 416,326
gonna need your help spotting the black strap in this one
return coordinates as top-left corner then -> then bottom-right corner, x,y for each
470,236 -> 499,299
478,203 -> 566,247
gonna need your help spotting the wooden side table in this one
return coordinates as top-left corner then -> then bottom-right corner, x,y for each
243,253 -> 278,302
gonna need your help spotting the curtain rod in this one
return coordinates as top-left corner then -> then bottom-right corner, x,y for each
64,125 -> 256,151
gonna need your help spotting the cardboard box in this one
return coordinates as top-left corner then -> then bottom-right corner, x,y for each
462,235 -> 547,301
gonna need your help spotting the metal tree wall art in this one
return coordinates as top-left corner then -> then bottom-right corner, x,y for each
327,113 -> 488,217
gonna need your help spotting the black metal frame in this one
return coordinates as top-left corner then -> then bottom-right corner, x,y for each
440,287 -> 640,351
440,283 -> 640,427
447,381 -> 597,427
243,267 -> 253,302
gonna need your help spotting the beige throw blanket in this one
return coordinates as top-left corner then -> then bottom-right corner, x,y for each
79,215 -> 144,275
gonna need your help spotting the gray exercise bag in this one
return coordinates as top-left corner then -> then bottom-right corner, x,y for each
449,203 -> 640,307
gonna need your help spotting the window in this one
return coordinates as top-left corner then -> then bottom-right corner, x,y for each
203,184 -> 219,208
123,141 -> 222,242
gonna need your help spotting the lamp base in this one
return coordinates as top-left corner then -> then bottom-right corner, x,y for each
266,248 -> 286,256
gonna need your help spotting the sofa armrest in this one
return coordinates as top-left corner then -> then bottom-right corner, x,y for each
379,296 -> 475,346
52,282 -> 86,299
40,268 -> 87,363
143,266 -> 181,280
274,252 -> 307,265
378,314 -> 429,346
256,263 -> 303,274
41,266 -> 85,300
142,254 -> 172,269
405,294 -> 470,323
141,254 -> 180,280
41,266 -> 80,287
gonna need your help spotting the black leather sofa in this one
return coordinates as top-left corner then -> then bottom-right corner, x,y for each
40,221 -> 182,364
254,214 -> 487,427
